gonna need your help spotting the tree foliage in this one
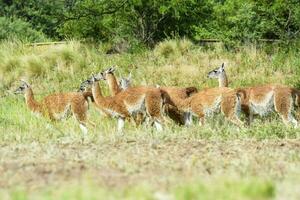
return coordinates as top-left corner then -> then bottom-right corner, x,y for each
0,0 -> 299,45
0,17 -> 47,42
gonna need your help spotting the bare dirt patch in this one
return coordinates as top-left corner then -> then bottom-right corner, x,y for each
1,138 -> 299,192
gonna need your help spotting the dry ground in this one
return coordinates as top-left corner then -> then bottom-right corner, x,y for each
0,133 -> 300,199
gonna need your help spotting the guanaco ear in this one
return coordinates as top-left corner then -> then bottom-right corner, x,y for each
221,63 -> 225,70
127,72 -> 132,80
107,66 -> 116,74
94,72 -> 106,81
20,80 -> 30,88
92,74 -> 97,81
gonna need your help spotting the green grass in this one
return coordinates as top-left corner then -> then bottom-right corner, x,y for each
0,39 -> 300,199
0,178 -> 275,200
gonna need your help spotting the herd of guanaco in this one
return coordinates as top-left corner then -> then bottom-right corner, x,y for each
14,63 -> 300,135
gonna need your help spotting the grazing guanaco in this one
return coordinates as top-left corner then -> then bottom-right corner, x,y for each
80,73 -> 166,132
14,80 -> 92,135
207,63 -> 299,127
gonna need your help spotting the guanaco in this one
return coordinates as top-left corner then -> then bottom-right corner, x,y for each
80,73 -> 167,132
100,67 -> 145,125
14,80 -> 93,135
101,67 -> 198,126
159,86 -> 198,125
102,67 -> 122,95
207,63 -> 299,127
174,87 -> 243,126
104,67 -> 197,125
207,63 -> 228,87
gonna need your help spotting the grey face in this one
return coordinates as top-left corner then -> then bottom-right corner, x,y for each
80,72 -> 104,89
119,73 -> 131,90
94,72 -> 105,81
105,67 -> 115,74
119,77 -> 131,90
207,63 -> 225,79
101,66 -> 116,80
14,81 -> 30,94
78,80 -> 90,92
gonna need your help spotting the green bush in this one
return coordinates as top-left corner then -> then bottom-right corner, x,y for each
0,17 -> 47,42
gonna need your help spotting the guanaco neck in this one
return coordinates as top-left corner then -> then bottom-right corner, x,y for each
24,88 -> 41,113
218,71 -> 228,87
91,81 -> 105,106
106,73 -> 121,96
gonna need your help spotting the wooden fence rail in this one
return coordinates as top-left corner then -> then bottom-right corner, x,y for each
27,39 -> 281,47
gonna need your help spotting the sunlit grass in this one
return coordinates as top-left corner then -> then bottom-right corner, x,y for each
0,39 -> 300,199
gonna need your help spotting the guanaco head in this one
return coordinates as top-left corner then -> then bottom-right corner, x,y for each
78,79 -> 91,92
80,73 -> 105,88
207,63 -> 226,79
102,66 -> 116,80
119,72 -> 132,90
14,80 -> 30,94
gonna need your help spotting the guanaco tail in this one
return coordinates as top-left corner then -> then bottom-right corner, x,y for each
14,80 -> 93,135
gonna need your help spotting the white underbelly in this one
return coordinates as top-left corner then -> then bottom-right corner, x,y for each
103,108 -> 122,118
125,96 -> 146,115
250,92 -> 274,116
203,96 -> 222,117
53,104 -> 72,120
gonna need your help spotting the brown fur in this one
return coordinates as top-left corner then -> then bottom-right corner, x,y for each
159,86 -> 198,125
90,80 -> 165,131
102,69 -> 144,125
102,69 -> 198,126
106,73 -> 122,96
174,87 -> 242,126
236,84 -> 298,126
81,90 -> 94,102
19,85 -> 90,133
208,65 -> 299,126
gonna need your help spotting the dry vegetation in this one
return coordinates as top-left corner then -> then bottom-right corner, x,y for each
0,39 -> 300,199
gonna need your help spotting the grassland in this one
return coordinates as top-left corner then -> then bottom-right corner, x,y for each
0,39 -> 300,199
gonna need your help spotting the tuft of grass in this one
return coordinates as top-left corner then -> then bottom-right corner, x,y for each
23,55 -> 46,78
154,39 -> 179,58
1,57 -> 21,73
154,38 -> 194,59
177,38 -> 194,55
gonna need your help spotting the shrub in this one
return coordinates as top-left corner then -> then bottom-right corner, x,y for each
154,39 -> 194,58
0,17 -> 47,42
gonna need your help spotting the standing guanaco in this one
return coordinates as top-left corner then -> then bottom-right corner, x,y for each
14,80 -> 92,135
80,73 -> 167,132
207,63 -> 299,127
174,87 -> 243,126
100,67 -> 144,125
101,66 -> 198,126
